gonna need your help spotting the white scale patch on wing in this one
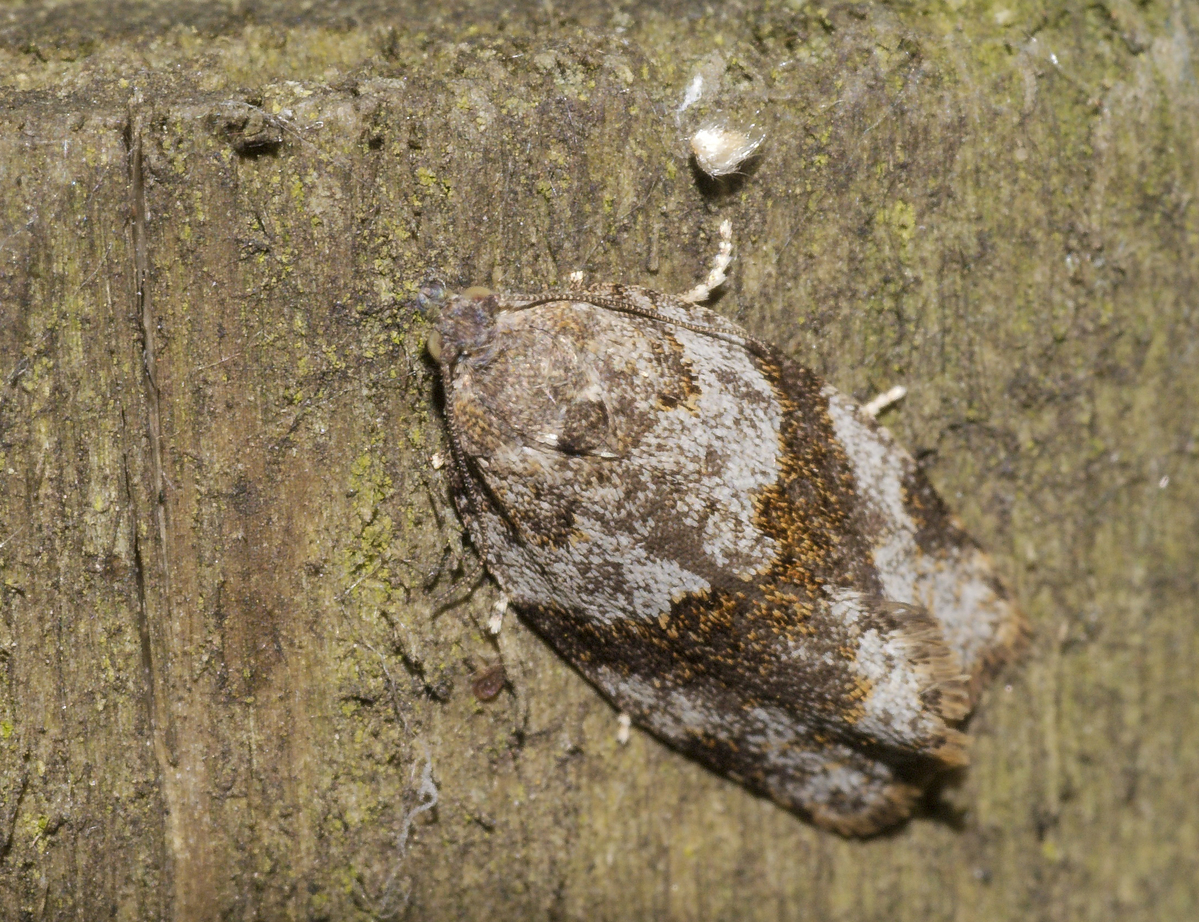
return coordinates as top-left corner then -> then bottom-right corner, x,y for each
744,707 -> 913,827
823,388 -> 1009,678
594,669 -> 731,740
598,674 -> 903,819
778,739 -> 900,807
674,326 -> 782,572
479,308 -> 781,624
596,672 -> 860,792
791,589 -> 947,750
473,449 -> 714,624
852,626 -> 942,747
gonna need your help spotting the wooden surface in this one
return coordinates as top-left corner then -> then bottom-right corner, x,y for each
1,1 -> 1197,919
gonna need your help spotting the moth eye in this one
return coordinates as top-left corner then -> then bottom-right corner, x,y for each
415,280 -> 447,315
426,329 -> 443,362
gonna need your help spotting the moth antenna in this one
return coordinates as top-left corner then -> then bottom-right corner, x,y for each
680,218 -> 733,303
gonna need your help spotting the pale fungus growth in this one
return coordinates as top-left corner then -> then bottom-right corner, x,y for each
690,124 -> 765,177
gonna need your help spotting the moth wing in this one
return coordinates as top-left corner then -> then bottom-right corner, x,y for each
572,593 -> 965,835
780,590 -> 972,766
823,388 -> 1027,703
769,741 -> 932,837
770,600 -> 970,836
584,644 -> 952,838
557,584 -> 970,833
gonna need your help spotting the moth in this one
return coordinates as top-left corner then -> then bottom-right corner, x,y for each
424,260 -> 1024,836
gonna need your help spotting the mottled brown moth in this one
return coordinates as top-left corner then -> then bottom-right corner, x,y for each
424,265 -> 1024,836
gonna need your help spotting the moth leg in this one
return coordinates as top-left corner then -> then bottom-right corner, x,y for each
680,218 -> 733,303
567,270 -> 585,290
487,592 -> 508,635
861,384 -> 907,418
490,600 -> 533,742
616,713 -> 632,745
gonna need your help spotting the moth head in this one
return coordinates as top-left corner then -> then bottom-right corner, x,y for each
426,286 -> 498,367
